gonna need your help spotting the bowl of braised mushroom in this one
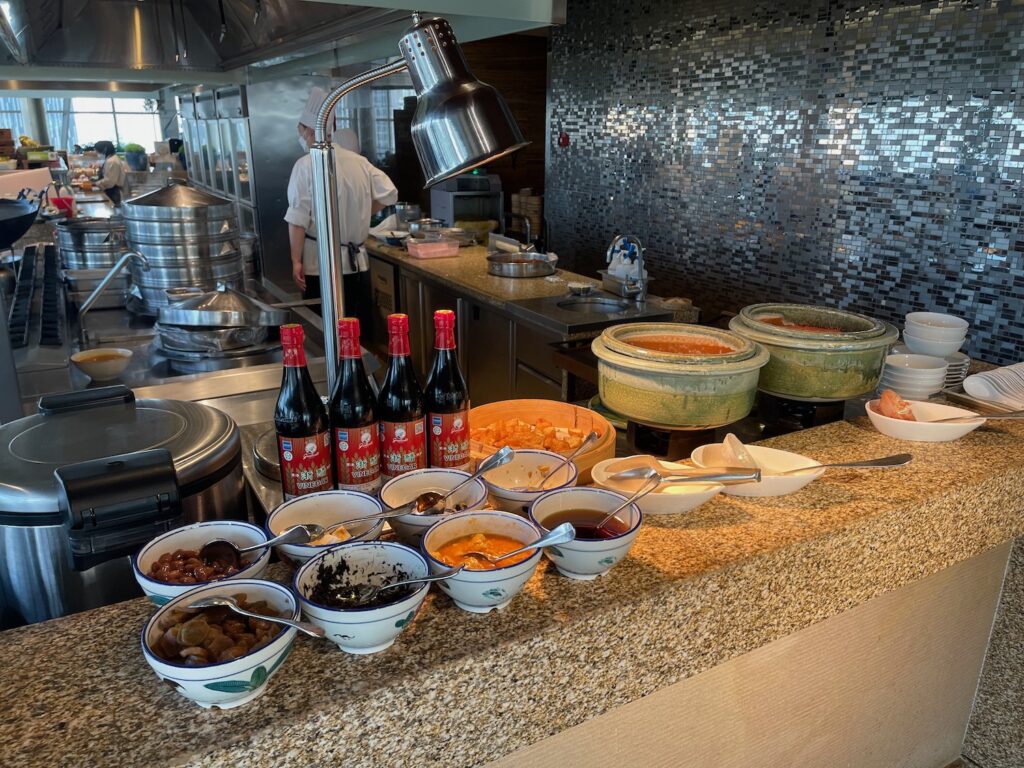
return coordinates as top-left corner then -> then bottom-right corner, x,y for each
133,521 -> 272,605
140,579 -> 299,709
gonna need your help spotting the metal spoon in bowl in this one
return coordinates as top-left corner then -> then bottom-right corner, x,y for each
347,565 -> 467,607
413,445 -> 515,513
774,453 -> 912,476
596,470 -> 663,528
461,522 -> 577,566
925,409 -> 1024,424
514,431 -> 599,492
185,594 -> 325,638
610,466 -> 762,486
198,523 -> 323,570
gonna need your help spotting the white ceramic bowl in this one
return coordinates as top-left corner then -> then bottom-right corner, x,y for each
878,378 -> 943,399
881,372 -> 946,391
904,311 -> 969,340
885,353 -> 949,373
265,490 -> 385,566
294,541 -> 430,654
379,469 -> 488,547
590,456 -> 724,515
866,399 -> 984,442
902,331 -> 964,358
528,487 -> 642,580
70,347 -> 132,381
691,443 -> 824,497
481,449 -> 578,515
421,511 -> 542,613
133,520 -> 271,605
140,579 -> 298,709
880,367 -> 946,383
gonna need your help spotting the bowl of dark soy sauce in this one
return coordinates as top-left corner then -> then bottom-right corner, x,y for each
529,487 -> 643,580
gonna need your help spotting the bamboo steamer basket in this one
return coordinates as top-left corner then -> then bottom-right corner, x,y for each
469,399 -> 615,484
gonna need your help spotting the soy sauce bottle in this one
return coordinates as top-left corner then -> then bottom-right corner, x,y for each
378,314 -> 426,479
424,309 -> 471,470
275,323 -> 333,499
328,318 -> 381,493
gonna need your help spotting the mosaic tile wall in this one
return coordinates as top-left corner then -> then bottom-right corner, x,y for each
546,0 -> 1024,365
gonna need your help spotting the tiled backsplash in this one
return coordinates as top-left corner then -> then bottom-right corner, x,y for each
546,0 -> 1024,365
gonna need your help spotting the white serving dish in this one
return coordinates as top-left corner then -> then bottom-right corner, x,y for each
691,443 -> 824,497
140,579 -> 298,709
881,368 -> 947,385
481,449 -> 578,515
528,487 -> 642,580
70,347 -> 132,381
885,353 -> 949,373
590,455 -> 723,515
379,468 -> 487,547
866,399 -> 984,442
265,490 -> 385,566
901,331 -> 963,358
904,311 -> 969,340
133,520 -> 271,605
294,541 -> 429,654
421,511 -> 542,613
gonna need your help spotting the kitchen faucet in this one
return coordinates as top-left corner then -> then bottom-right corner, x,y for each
607,234 -> 646,303
506,212 -> 532,246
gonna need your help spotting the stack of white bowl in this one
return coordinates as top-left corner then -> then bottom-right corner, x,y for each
892,344 -> 970,389
903,312 -> 968,357
878,353 -> 949,400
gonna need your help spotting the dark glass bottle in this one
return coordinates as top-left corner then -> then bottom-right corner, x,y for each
328,318 -> 381,492
275,323 -> 333,499
424,309 -> 471,470
378,313 -> 426,479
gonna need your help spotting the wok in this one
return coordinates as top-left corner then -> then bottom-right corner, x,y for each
0,198 -> 40,251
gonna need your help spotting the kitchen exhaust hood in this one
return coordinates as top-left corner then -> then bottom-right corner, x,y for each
0,0 -> 564,94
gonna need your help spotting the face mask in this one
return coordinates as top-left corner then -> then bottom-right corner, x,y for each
298,135 -> 309,153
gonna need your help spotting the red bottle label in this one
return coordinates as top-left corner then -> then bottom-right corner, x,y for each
278,431 -> 333,499
428,408 -> 470,469
380,418 -> 427,478
335,424 -> 381,491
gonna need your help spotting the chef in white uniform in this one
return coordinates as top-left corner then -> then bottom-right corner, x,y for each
285,87 -> 398,326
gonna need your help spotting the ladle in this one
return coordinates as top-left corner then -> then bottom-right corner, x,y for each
461,522 -> 576,566
199,524 -> 322,569
185,594 -> 325,638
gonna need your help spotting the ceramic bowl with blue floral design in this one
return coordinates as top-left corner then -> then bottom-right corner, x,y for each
133,520 -> 272,605
140,579 -> 298,710
421,511 -> 543,613
294,541 -> 430,654
529,487 -> 642,581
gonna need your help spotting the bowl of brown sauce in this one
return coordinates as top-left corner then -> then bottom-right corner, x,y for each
528,487 -> 642,581
70,347 -> 132,381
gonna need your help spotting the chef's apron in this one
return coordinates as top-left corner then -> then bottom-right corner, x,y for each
301,231 -> 366,318
97,162 -> 122,206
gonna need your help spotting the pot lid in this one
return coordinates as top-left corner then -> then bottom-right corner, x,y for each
600,322 -> 759,365
731,304 -> 899,351
158,284 -> 288,328
0,394 -> 239,523
122,184 -> 235,221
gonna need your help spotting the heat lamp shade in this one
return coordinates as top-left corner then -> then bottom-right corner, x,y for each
411,80 -> 529,187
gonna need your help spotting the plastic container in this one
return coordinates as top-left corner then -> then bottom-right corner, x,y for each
406,237 -> 458,259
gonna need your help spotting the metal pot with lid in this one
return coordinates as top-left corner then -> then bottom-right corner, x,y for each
0,386 -> 245,628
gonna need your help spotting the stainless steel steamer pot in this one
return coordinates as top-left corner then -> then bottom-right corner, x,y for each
0,387 -> 244,628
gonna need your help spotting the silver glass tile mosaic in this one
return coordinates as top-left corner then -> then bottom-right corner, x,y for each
546,0 -> 1024,365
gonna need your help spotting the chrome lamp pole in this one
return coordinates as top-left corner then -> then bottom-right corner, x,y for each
309,13 -> 528,391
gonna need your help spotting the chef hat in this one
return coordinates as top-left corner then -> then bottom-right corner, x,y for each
299,86 -> 330,130
334,128 -> 360,153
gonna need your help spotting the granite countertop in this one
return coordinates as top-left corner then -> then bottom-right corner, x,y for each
3,417 -> 1024,767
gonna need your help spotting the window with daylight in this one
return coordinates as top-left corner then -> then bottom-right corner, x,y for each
49,97 -> 164,152
0,97 -> 26,140
371,87 -> 415,161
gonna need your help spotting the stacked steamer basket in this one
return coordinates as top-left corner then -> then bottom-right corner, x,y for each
900,311 -> 970,389
122,185 -> 244,316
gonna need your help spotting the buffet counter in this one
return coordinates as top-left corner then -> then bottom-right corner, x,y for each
2,416 -> 1022,767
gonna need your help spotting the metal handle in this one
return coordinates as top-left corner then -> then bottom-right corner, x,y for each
38,385 -> 135,415
79,250 -> 147,318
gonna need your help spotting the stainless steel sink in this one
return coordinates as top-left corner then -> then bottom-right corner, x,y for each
555,297 -> 632,314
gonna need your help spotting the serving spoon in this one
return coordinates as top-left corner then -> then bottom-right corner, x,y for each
609,466 -> 762,486
923,409 -> 1024,424
199,524 -> 323,569
346,565 -> 466,607
461,522 -> 576,565
774,453 -> 912,476
514,431 -> 599,492
185,595 -> 326,638
596,470 -> 663,528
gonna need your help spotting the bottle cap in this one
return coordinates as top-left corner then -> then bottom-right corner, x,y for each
338,317 -> 361,339
434,309 -> 455,330
280,323 -> 304,347
387,314 -> 409,334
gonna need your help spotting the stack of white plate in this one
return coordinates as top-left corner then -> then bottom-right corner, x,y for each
878,353 -> 949,400
902,311 -> 968,357
891,344 -> 970,388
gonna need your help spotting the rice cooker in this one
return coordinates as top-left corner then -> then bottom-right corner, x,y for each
0,386 -> 244,628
